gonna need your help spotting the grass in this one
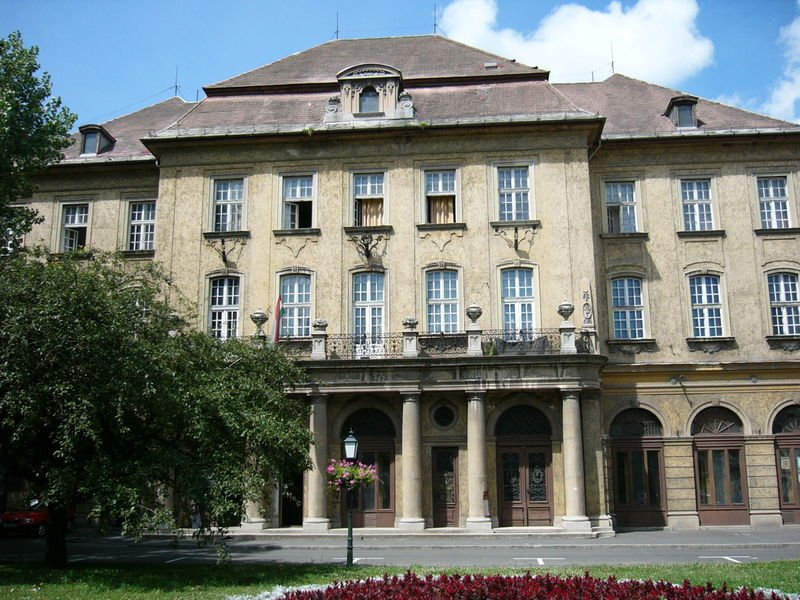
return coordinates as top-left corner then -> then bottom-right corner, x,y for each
0,560 -> 798,600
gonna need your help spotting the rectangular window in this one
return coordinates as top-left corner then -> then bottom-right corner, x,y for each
209,277 -> 239,340
353,272 -> 385,358
353,173 -> 384,226
426,270 -> 459,333
689,274 -> 724,337
758,176 -> 790,229
611,277 -> 645,339
280,274 -> 311,338
61,204 -> 89,251
425,170 -> 456,224
497,166 -> 530,221
501,268 -> 534,336
681,179 -> 714,231
768,273 -> 800,335
128,201 -> 156,251
606,181 -> 638,233
282,175 -> 314,229
213,178 -> 244,232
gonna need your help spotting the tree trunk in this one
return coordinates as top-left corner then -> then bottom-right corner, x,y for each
45,506 -> 68,567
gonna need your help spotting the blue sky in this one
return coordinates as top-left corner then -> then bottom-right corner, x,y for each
4,0 -> 800,126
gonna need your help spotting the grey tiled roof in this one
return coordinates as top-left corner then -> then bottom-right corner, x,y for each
206,35 -> 546,90
61,97 -> 196,164
556,74 -> 798,139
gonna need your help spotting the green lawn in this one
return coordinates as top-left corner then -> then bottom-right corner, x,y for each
0,560 -> 798,600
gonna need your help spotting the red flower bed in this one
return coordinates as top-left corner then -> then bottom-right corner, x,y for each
282,572 -> 786,600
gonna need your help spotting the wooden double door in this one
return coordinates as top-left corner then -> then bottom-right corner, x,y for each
344,445 -> 395,527
776,437 -> 800,524
432,447 -> 459,527
612,443 -> 667,527
497,443 -> 552,526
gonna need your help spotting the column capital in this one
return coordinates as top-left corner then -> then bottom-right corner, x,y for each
560,389 -> 582,401
400,391 -> 421,403
309,392 -> 329,405
466,391 -> 486,403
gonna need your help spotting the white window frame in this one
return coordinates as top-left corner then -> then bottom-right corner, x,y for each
501,267 -> 535,338
209,276 -> 240,340
688,273 -> 725,338
496,165 -> 531,222
767,272 -> 800,336
424,168 -> 458,224
281,173 -> 315,229
60,203 -> 90,252
681,178 -> 715,231
127,200 -> 156,251
211,177 -> 245,233
610,276 -> 646,340
604,180 -> 640,233
353,271 -> 386,357
426,269 -> 460,334
757,175 -> 792,229
352,171 -> 385,227
280,273 -> 312,338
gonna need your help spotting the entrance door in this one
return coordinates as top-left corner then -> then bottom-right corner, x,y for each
432,448 -> 458,527
498,446 -> 552,526
695,445 -> 748,525
347,447 -> 394,527
280,472 -> 303,527
613,446 -> 666,527
776,442 -> 800,523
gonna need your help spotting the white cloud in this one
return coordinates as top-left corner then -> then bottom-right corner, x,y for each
760,2 -> 800,122
441,0 -> 714,86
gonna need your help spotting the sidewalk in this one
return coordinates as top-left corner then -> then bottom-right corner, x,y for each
219,524 -> 800,549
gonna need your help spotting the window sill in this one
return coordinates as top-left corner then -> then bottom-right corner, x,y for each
766,335 -> 800,352
121,249 -> 155,259
52,249 -> 92,260
606,338 -> 657,354
754,227 -> 800,237
203,230 -> 251,240
489,219 -> 540,230
686,336 -> 736,353
417,222 -> 467,231
343,225 -> 394,235
273,228 -> 321,237
600,232 -> 649,240
677,229 -> 726,239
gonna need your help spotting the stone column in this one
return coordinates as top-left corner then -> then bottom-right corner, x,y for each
466,391 -> 492,529
304,394 -> 330,531
399,392 -> 425,529
561,389 -> 591,530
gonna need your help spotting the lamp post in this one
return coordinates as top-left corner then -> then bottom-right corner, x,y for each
343,429 -> 358,567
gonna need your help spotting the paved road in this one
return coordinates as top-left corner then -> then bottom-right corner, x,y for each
2,527 -> 800,566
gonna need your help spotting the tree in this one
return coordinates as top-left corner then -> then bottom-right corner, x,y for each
0,250 -> 312,566
0,32 -> 77,237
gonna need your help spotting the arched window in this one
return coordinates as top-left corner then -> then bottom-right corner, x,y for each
359,86 -> 379,113
610,408 -> 663,438
501,268 -> 535,337
768,273 -> 800,336
280,273 -> 311,338
773,405 -> 800,434
611,277 -> 645,340
353,272 -> 385,358
426,269 -> 459,333
495,405 -> 551,436
689,274 -> 724,337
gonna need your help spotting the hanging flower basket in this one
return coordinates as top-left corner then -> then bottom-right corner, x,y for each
326,459 -> 377,492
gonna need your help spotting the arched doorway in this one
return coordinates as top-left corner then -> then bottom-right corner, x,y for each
691,407 -> 749,525
495,405 -> 553,526
773,405 -> 800,524
610,408 -> 666,527
341,408 -> 395,527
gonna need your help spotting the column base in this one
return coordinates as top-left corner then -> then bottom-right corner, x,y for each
397,517 -> 426,530
303,518 -> 331,532
465,517 -> 493,530
561,515 -> 592,531
749,510 -> 783,528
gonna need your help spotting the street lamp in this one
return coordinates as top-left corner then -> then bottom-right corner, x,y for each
343,429 -> 358,567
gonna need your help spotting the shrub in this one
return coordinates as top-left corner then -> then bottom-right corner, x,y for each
280,572 -> 788,600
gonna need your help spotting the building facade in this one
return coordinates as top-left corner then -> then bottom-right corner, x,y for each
17,36 -> 800,532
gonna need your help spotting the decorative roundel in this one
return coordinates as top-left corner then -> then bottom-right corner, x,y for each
432,404 -> 457,429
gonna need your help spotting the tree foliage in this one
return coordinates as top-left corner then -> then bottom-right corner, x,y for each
0,31 -> 77,236
0,250 -> 312,566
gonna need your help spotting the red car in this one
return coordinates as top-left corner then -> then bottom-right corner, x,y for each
0,500 -> 74,537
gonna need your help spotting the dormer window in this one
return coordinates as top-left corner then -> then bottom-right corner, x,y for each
359,86 -> 380,113
666,95 -> 699,129
325,63 -> 414,123
79,124 -> 115,156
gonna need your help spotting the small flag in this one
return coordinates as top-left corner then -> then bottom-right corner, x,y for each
273,295 -> 282,344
